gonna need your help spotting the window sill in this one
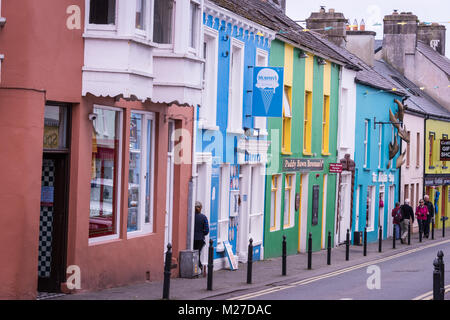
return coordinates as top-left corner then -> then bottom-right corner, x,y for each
88,235 -> 121,246
303,151 -> 313,156
281,151 -> 293,156
83,32 -> 158,49
321,152 -> 331,156
227,129 -> 245,135
198,122 -> 219,131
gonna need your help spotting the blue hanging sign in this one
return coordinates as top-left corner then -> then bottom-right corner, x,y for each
252,67 -> 284,117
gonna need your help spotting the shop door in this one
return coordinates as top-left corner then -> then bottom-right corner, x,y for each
38,153 -> 69,292
338,174 -> 351,244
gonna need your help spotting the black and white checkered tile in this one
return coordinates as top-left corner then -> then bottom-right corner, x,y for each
38,160 -> 54,278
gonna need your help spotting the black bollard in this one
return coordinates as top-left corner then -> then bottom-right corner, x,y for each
247,238 -> 253,284
307,232 -> 312,270
419,225 -> 422,243
162,243 -> 172,300
433,258 -> 444,300
345,229 -> 350,261
378,226 -> 382,253
437,251 -> 445,294
327,231 -> 331,265
363,227 -> 367,256
393,224 -> 396,249
207,239 -> 214,291
408,222 -> 411,245
282,235 -> 287,276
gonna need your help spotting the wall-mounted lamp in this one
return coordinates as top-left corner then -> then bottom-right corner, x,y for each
298,50 -> 308,59
317,57 -> 327,65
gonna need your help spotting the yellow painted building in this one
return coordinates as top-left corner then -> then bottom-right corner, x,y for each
424,118 -> 450,229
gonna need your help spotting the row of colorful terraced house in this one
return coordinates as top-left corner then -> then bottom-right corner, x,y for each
1,0 -> 449,299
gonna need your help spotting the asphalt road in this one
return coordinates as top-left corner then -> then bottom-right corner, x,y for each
235,240 -> 450,300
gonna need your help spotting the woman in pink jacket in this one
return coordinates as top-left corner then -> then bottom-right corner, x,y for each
415,199 -> 429,238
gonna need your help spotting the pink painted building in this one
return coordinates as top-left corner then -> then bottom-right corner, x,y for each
0,0 -> 202,299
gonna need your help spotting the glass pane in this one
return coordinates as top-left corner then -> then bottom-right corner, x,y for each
89,108 -> 120,238
153,0 -> 173,44
89,0 -> 116,25
128,113 -> 142,232
145,119 -> 153,224
43,105 -> 67,150
189,2 -> 199,48
135,0 -> 145,30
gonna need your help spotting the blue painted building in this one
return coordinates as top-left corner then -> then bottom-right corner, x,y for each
193,1 -> 276,269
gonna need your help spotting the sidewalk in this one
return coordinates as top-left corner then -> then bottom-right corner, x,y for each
52,228 -> 450,300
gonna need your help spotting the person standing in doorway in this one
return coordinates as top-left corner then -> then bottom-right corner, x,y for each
415,199 -> 429,239
194,201 -> 209,273
423,195 -> 435,238
392,202 -> 402,240
400,199 -> 414,244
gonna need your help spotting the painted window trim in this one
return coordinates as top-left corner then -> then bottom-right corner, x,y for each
127,110 -> 156,238
85,0 -> 118,34
366,185 -> 375,232
270,175 -> 281,232
227,38 -> 245,134
89,104 -> 123,245
218,164 -> 230,243
152,0 -> 175,48
188,0 -> 202,54
321,95 -> 330,155
282,86 -> 292,154
199,26 -> 219,130
303,91 -> 312,155
283,174 -> 296,229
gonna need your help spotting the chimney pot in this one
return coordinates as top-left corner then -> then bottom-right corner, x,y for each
393,10 -> 399,15
329,8 -> 335,13
320,6 -> 325,13
360,19 -> 366,31
353,19 -> 358,31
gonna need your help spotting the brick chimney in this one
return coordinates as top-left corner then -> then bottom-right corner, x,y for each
306,7 -> 348,48
382,11 -> 418,78
417,22 -> 446,56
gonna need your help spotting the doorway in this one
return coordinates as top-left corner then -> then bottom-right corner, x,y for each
38,104 -> 70,293
164,120 -> 175,256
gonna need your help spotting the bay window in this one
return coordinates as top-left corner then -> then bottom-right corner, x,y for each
189,1 -> 201,49
90,106 -> 122,239
153,0 -> 174,44
135,0 -> 146,31
127,112 -> 155,234
89,0 -> 116,25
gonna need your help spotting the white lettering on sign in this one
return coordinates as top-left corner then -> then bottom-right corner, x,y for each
66,5 -> 81,30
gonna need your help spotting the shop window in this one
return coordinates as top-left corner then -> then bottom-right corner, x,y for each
282,86 -> 292,154
303,91 -> 312,155
270,175 -> 281,231
127,112 -> 155,234
135,0 -> 146,31
322,95 -> 330,155
89,0 -> 116,25
189,1 -> 200,49
43,105 -> 68,151
153,0 -> 174,44
283,174 -> 295,229
89,106 -> 122,239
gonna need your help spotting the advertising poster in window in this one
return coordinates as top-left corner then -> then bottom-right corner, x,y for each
252,67 -> 284,117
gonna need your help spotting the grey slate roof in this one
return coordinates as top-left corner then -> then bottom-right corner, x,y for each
416,40 -> 450,77
374,59 -> 450,120
207,0 -> 359,69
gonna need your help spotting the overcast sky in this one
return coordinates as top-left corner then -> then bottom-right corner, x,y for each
285,0 -> 450,57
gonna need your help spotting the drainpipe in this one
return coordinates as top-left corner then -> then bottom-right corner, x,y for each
423,114 -> 429,197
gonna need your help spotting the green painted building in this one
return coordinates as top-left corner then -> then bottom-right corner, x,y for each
263,38 -> 343,258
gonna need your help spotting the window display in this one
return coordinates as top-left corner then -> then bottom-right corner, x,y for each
89,107 -> 122,238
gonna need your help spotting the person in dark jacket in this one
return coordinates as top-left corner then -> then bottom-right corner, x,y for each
400,199 -> 414,244
423,195 -> 434,238
392,202 -> 402,240
194,201 -> 209,271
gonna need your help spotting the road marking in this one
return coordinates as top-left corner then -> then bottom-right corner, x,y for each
228,238 -> 450,300
413,284 -> 450,300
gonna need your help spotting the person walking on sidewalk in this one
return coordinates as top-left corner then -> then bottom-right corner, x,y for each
194,201 -> 209,273
423,195 -> 435,239
415,199 -> 429,238
400,199 -> 414,244
392,202 -> 402,240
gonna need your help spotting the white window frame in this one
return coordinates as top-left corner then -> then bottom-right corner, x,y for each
86,0 -> 118,33
363,120 -> 369,169
283,174 -> 296,229
270,174 -> 281,232
254,49 -> 269,136
89,105 -> 123,245
366,185 -> 375,232
199,26 -> 219,130
227,38 -> 245,134
152,0 -> 175,48
218,164 -> 230,243
127,110 -> 156,238
134,0 -> 151,38
188,0 -> 201,53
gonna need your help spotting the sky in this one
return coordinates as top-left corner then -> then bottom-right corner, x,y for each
285,0 -> 450,58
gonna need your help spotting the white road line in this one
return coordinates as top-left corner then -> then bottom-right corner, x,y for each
413,284 -> 450,300
228,238 -> 450,300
